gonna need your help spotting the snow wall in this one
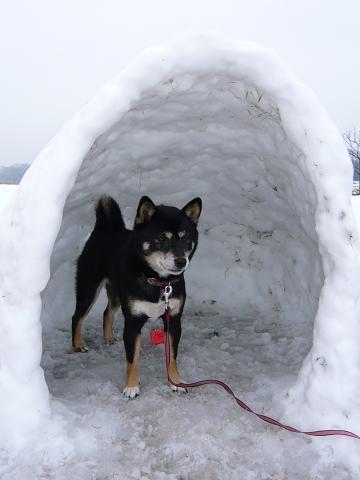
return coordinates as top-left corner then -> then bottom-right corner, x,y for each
1,32 -> 360,448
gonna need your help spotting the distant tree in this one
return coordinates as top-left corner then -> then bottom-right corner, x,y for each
344,128 -> 360,181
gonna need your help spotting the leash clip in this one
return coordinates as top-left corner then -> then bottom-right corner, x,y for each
163,284 -> 173,310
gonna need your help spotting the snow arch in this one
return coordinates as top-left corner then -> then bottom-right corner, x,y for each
1,32 -> 360,446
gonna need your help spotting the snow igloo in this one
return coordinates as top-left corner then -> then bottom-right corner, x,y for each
1,32 -> 360,446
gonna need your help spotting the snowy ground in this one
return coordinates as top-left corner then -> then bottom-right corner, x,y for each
1,185 -> 360,479
0,184 -> 17,213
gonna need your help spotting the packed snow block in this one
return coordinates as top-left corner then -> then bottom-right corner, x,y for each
1,32 -> 360,446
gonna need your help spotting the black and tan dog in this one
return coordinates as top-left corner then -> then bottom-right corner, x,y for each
72,195 -> 202,398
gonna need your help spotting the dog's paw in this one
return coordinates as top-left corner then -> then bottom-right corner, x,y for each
169,381 -> 188,394
123,385 -> 140,399
104,336 -> 117,345
74,345 -> 89,353
73,340 -> 88,353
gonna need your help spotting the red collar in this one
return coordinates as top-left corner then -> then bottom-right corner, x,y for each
147,277 -> 180,287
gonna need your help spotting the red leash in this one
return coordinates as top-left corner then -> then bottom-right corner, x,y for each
161,286 -> 360,441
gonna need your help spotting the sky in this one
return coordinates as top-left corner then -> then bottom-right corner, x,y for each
0,0 -> 359,166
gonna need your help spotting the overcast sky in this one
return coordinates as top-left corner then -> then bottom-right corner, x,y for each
1,0 -> 359,166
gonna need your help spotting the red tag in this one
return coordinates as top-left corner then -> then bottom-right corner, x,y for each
150,328 -> 165,345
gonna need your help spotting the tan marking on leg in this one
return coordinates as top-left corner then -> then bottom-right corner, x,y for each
123,336 -> 141,398
167,333 -> 182,384
73,280 -> 105,352
73,316 -> 88,352
103,303 -> 119,343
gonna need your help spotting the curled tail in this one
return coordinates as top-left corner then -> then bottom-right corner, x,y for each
94,196 -> 126,233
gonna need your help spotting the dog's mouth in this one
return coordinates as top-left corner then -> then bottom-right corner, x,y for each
158,259 -> 189,276
160,266 -> 186,275
145,252 -> 190,277
167,268 -> 184,274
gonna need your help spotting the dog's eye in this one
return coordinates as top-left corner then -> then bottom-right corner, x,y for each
154,233 -> 169,248
178,232 -> 191,246
159,232 -> 172,241
184,240 -> 192,250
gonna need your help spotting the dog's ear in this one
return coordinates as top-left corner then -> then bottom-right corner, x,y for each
181,197 -> 202,225
135,196 -> 156,225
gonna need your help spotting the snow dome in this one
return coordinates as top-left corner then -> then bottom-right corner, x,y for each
1,32 -> 360,449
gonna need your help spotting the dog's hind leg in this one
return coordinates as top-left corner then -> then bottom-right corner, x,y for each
72,277 -> 104,352
103,282 -> 121,344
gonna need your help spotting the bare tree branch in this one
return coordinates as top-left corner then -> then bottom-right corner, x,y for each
344,128 -> 360,181
344,128 -> 360,157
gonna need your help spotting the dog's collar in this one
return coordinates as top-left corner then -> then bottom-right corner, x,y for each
147,277 -> 180,287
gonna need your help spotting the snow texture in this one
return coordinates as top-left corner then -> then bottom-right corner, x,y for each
0,185 -> 17,213
1,32 -> 360,476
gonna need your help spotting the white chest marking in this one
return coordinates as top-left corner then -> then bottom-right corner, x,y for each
130,297 -> 182,320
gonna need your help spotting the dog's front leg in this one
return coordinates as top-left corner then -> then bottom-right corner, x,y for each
163,312 -> 187,393
123,315 -> 147,399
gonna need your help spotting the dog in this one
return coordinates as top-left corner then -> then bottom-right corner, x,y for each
72,195 -> 202,398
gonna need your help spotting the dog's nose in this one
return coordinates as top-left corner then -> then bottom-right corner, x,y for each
174,257 -> 187,269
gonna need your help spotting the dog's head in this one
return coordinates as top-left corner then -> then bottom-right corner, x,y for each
133,196 -> 202,278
